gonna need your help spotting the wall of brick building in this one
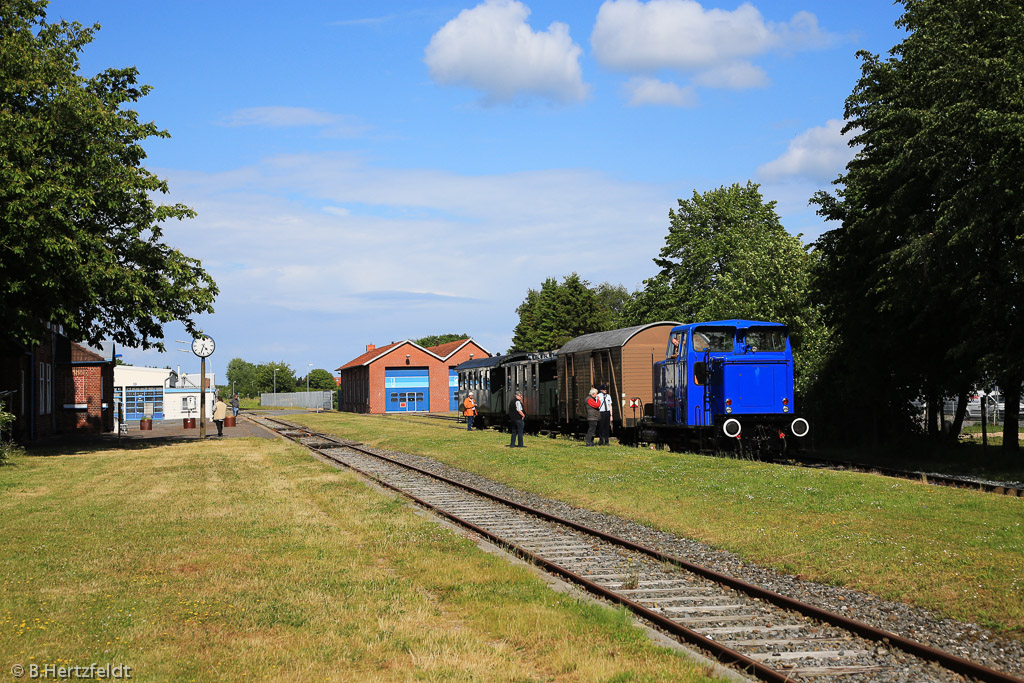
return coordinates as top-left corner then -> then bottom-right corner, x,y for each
57,364 -> 109,433
359,341 -> 489,414
1,334 -> 113,441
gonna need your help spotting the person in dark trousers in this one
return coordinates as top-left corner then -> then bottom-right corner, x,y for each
231,394 -> 240,417
508,391 -> 525,447
463,393 -> 477,431
598,384 -> 612,445
585,387 -> 600,446
212,395 -> 228,437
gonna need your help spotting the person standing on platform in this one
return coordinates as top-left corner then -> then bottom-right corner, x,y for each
508,391 -> 525,448
585,387 -> 601,446
598,384 -> 613,445
231,394 -> 240,417
463,392 -> 477,431
212,395 -> 228,437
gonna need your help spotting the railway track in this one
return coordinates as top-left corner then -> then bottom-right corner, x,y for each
251,414 -> 1021,683
382,413 -> 1024,498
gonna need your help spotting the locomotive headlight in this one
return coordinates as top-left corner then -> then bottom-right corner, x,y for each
782,398 -> 789,406
783,405 -> 789,413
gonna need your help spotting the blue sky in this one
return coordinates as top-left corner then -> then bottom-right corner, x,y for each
45,0 -> 906,381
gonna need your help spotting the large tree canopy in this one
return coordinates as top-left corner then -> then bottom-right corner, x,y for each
623,182 -> 815,341
303,369 -> 337,391
0,1 -> 217,349
510,273 -> 608,352
812,0 -> 1023,448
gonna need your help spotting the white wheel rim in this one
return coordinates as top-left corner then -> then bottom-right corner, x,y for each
791,417 -> 809,438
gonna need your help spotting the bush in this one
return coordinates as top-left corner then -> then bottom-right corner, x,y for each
0,407 -> 22,465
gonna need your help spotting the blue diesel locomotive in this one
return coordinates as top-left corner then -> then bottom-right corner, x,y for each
650,319 -> 808,452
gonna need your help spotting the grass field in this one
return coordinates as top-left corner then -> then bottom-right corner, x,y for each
0,435 -> 725,682
288,412 -> 1024,638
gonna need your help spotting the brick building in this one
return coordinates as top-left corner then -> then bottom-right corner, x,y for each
337,338 -> 489,414
0,327 -> 115,441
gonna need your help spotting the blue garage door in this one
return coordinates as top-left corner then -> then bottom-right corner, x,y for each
385,368 -> 429,412
449,369 -> 458,411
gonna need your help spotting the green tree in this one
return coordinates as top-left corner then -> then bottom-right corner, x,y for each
254,362 -> 295,395
224,358 -> 256,398
301,369 -> 336,391
593,282 -> 630,331
624,182 -> 815,339
812,0 -> 1024,449
411,333 -> 470,348
510,274 -> 606,351
0,2 -> 217,349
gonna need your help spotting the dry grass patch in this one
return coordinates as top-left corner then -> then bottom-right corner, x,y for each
0,436 -> 723,682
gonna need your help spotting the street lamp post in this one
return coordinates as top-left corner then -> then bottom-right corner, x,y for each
273,368 -> 277,395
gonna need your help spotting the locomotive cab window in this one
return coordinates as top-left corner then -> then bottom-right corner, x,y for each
666,332 -> 685,359
744,328 -> 787,353
692,327 -> 734,353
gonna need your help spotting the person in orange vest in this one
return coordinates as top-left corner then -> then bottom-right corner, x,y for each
463,392 -> 477,431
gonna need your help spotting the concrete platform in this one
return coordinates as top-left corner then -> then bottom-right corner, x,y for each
104,411 -> 292,443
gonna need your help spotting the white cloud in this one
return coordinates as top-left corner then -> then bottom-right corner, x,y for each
757,119 -> 859,183
623,77 -> 697,107
424,0 -> 589,104
161,152 -> 669,324
219,107 -> 371,137
692,62 -> 768,90
591,0 -> 834,95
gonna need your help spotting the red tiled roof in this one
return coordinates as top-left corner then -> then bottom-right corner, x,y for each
337,338 -> 488,372
336,341 -> 404,371
426,338 -> 470,358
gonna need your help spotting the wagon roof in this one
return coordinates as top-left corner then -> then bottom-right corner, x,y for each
454,355 -> 503,371
556,321 -> 681,355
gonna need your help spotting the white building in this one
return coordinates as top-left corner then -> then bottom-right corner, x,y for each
113,365 -> 217,422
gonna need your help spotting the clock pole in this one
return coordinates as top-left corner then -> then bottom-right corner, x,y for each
199,355 -> 207,439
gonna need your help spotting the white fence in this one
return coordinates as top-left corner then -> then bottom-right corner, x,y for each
260,391 -> 333,411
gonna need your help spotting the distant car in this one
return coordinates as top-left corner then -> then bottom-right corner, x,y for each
966,390 -> 1003,421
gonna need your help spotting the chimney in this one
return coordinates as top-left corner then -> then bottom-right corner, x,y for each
366,343 -> 376,352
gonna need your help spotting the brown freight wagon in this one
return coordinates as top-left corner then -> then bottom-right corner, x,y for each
556,321 -> 680,435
